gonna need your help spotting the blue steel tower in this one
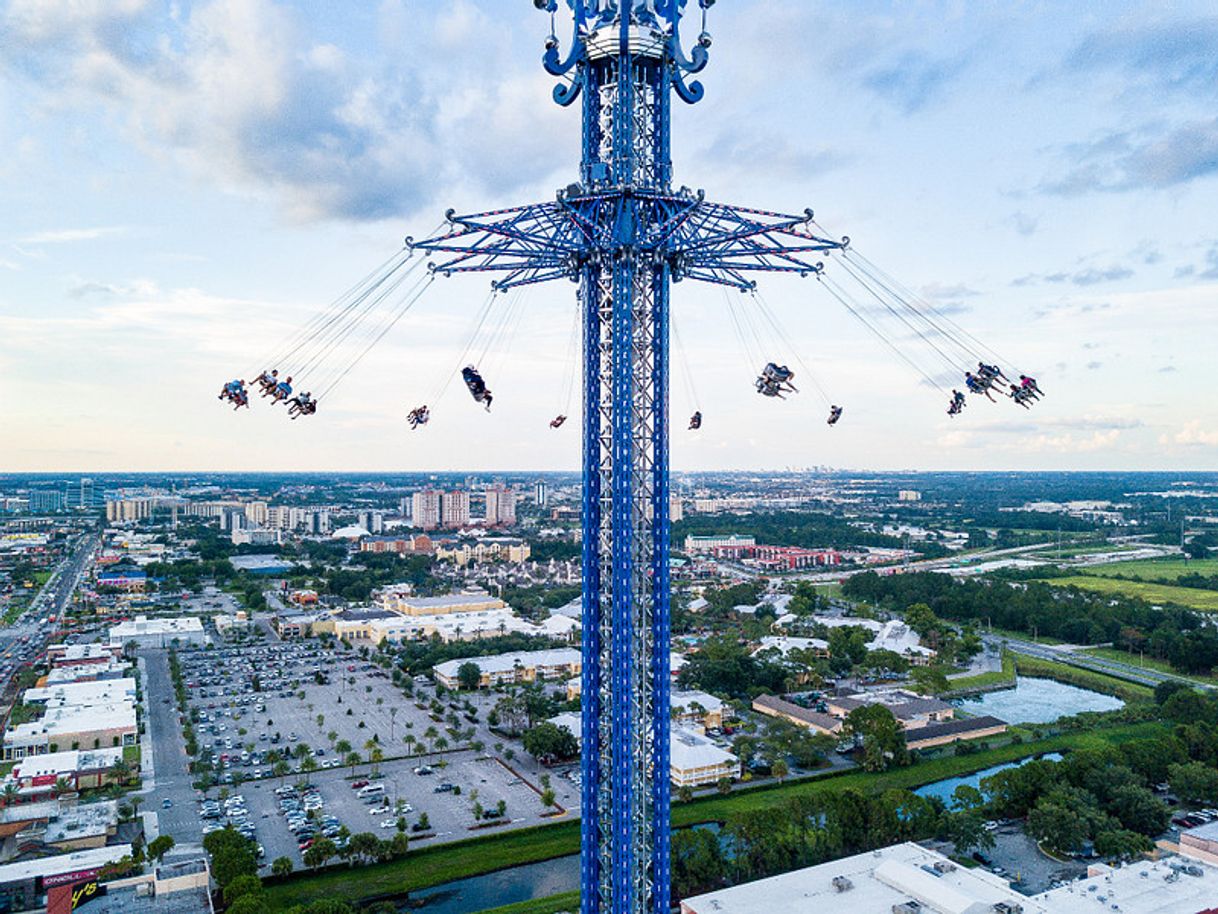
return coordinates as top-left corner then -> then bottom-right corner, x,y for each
414,3 -> 846,911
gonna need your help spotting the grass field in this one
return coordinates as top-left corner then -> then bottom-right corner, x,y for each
943,651 -> 1016,694
477,892 -> 580,914
1081,557 -> 1218,581
1081,646 -> 1218,687
262,722 -> 1167,911
1045,576 -> 1218,612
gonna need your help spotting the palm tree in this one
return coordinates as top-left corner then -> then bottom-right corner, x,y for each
273,760 -> 291,784
52,777 -> 73,800
389,707 -> 398,742
345,751 -> 361,775
370,747 -> 384,777
0,784 -> 18,809
403,734 -> 417,756
108,758 -> 132,787
299,755 -> 318,786
335,739 -> 352,759
423,726 -> 439,756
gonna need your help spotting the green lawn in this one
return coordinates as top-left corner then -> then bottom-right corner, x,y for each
944,651 -> 1015,694
1080,646 -> 1218,687
1080,557 -> 1218,581
477,892 -> 580,914
1044,576 -> 1218,612
261,722 -> 1167,912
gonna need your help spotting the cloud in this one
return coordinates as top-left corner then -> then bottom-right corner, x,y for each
1017,265 -> 1133,287
697,130 -> 847,181
0,0 -> 559,223
1174,244 -> 1218,281
1161,421 -> 1218,448
1024,429 -> 1122,454
67,278 -> 158,299
1040,118 -> 1218,196
18,227 -> 127,244
1066,20 -> 1218,95
860,51 -> 965,114
1006,211 -> 1038,237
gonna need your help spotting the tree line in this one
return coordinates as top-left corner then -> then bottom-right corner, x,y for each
844,571 -> 1218,675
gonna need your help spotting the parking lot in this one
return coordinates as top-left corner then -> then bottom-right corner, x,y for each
175,638 -> 572,870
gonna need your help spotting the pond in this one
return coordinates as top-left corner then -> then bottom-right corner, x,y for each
915,752 -> 1063,804
386,854 -> 578,914
952,676 -> 1123,724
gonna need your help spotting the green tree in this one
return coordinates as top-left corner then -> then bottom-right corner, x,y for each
843,704 -> 908,772
222,875 -> 263,906
521,722 -> 579,762
271,856 -> 294,877
456,662 -> 482,690
671,826 -> 727,898
1094,828 -> 1153,862
147,835 -> 175,864
1169,761 -> 1218,806
1027,798 -> 1089,855
1108,784 -> 1169,837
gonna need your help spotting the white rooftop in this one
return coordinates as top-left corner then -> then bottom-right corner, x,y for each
109,615 -> 203,640
433,648 -> 581,679
669,726 -> 738,773
25,678 -> 137,709
683,841 -> 1218,914
671,690 -> 725,715
6,702 -> 136,742
9,747 -> 124,781
753,636 -> 829,657
681,842 -> 1047,914
0,843 -> 132,883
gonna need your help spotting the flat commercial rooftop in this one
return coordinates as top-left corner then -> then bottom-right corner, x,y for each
681,842 -> 1218,914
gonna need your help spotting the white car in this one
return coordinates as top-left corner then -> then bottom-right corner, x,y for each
379,818 -> 401,829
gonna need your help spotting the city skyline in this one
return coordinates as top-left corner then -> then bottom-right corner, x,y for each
2,1 -> 1217,472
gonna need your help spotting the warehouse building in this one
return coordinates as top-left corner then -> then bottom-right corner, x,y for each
681,840 -> 1218,914
108,616 -> 205,649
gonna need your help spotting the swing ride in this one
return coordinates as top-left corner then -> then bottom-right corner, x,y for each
219,4 -> 1042,914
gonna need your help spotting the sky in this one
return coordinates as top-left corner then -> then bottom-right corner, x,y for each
1,0 -> 1216,473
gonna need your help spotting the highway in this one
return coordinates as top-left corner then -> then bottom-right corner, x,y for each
0,533 -> 98,686
991,634 -> 1214,692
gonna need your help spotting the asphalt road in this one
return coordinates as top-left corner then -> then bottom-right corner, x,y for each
142,649 -> 204,848
994,634 -> 1214,691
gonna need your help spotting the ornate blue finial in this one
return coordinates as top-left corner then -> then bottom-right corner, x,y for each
536,0 -> 714,106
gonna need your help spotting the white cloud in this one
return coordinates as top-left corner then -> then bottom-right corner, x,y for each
1162,421 -> 1218,448
18,226 -> 127,244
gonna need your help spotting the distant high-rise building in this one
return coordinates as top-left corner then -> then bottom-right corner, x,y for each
441,491 -> 470,529
306,510 -> 331,535
485,486 -> 516,526
412,490 -> 441,531
399,497 -> 412,519
534,481 -> 547,508
105,498 -> 153,524
670,495 -> 684,522
244,501 -> 269,525
898,490 -> 922,502
79,478 -> 95,509
29,490 -> 66,514
358,510 -> 385,534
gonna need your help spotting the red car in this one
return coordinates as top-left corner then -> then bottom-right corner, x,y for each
351,779 -> 369,789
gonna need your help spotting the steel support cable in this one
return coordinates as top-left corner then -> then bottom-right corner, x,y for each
316,274 -> 436,403
280,258 -> 421,384
670,314 -> 700,411
809,216 -> 1016,370
483,285 -> 530,386
554,296 -> 582,417
832,255 -> 970,375
248,248 -> 414,378
430,287 -> 501,406
843,247 -> 1016,369
274,249 -> 418,370
309,269 -> 434,397
746,288 -> 833,407
837,252 -> 979,369
720,287 -> 763,378
479,285 -> 525,370
294,259 -> 427,381
817,273 -> 950,395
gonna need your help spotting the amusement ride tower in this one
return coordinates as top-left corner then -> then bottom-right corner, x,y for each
414,3 -> 847,911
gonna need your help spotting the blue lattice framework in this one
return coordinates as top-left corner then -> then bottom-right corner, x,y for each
412,3 -> 846,913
